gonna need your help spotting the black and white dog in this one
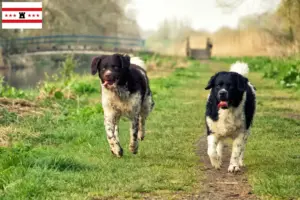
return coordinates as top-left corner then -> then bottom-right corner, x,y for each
91,53 -> 155,157
204,62 -> 256,173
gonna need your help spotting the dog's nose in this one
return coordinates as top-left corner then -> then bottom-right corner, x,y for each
104,71 -> 112,79
218,90 -> 228,99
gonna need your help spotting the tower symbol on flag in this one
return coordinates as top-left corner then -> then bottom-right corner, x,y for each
19,12 -> 26,19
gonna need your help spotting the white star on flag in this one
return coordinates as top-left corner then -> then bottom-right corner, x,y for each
2,2 -> 42,29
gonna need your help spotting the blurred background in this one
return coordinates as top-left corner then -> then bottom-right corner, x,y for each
0,0 -> 299,88
1,0 -> 299,57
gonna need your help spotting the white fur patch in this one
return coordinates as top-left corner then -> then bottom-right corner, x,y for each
230,61 -> 249,77
102,86 -> 141,119
131,57 -> 147,71
206,92 -> 247,138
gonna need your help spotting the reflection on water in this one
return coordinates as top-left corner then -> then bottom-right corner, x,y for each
0,55 -> 93,89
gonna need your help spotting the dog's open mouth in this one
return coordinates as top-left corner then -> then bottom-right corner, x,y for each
218,101 -> 229,109
103,80 -> 115,87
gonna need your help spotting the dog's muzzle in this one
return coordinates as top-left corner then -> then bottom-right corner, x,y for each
218,89 -> 229,109
218,90 -> 228,101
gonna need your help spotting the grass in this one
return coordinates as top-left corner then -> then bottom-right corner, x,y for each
0,55 -> 300,199
0,58 -> 207,199
245,72 -> 300,200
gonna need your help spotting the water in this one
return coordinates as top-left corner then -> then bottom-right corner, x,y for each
0,54 -> 95,89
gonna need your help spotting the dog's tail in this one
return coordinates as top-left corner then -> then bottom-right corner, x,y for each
130,56 -> 147,71
230,61 -> 249,77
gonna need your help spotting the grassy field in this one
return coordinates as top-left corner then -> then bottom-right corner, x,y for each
0,55 -> 300,199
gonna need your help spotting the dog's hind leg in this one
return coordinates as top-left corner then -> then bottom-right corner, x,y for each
138,95 -> 154,141
129,115 -> 139,154
104,114 -> 123,157
138,115 -> 146,141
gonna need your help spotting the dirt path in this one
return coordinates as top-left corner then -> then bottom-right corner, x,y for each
193,136 -> 258,200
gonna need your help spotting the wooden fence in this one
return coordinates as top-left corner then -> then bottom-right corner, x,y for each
0,34 -> 147,54
186,36 -> 213,60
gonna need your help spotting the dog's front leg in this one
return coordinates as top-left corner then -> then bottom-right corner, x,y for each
228,132 -> 248,173
207,134 -> 222,169
129,115 -> 139,154
238,133 -> 249,167
104,113 -> 123,157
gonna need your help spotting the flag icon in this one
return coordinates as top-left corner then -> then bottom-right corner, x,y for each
2,2 -> 42,29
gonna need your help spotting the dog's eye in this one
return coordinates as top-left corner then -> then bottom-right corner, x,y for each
216,83 -> 223,88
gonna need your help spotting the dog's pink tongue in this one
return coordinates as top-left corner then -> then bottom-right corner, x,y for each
218,101 -> 228,109
103,80 -> 113,87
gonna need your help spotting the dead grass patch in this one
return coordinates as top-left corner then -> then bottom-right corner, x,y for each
0,97 -> 46,117
0,126 -> 40,147
147,57 -> 190,79
0,126 -> 12,147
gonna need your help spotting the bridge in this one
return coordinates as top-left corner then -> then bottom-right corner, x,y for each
0,34 -> 153,56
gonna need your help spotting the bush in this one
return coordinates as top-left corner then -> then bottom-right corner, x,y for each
213,56 -> 300,89
0,76 -> 27,98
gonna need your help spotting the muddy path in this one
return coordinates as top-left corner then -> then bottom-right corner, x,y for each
191,136 -> 258,200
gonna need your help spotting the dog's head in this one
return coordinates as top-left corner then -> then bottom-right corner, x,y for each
205,72 -> 248,109
91,54 -> 130,89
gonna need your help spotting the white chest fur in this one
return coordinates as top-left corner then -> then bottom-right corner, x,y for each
101,86 -> 141,118
206,93 -> 247,138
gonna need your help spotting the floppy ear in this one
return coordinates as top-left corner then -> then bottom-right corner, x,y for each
118,54 -> 130,68
205,74 -> 217,90
91,56 -> 104,75
237,75 -> 248,92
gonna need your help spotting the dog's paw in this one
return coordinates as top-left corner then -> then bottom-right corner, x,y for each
111,147 -> 123,158
138,131 -> 145,141
228,164 -> 240,173
138,135 -> 144,141
129,142 -> 139,154
209,156 -> 222,169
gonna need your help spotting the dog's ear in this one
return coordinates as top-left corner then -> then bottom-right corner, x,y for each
205,74 -> 218,90
91,56 -> 105,75
237,75 -> 248,92
118,54 -> 130,68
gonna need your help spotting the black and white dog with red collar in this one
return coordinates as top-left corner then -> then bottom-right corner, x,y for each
91,53 -> 155,157
204,62 -> 256,173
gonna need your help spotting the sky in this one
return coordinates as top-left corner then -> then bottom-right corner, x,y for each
128,0 -> 281,33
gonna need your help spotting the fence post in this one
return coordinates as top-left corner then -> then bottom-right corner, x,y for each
186,36 -> 190,57
206,37 -> 213,59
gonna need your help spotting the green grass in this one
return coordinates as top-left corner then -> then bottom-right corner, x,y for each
0,60 -> 207,199
1,55 -> 300,199
244,71 -> 300,199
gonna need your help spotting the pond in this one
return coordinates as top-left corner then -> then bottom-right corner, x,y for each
0,54 -> 95,89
